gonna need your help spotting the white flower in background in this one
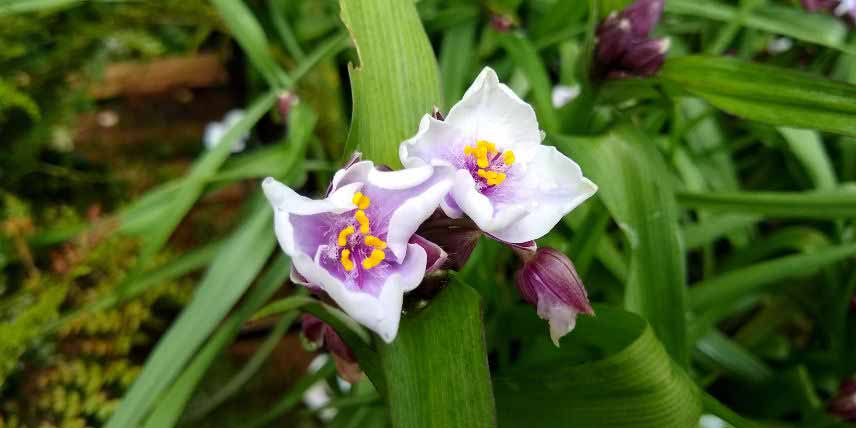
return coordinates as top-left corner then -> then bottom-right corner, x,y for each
204,109 -> 248,153
262,160 -> 452,342
699,414 -> 732,428
400,67 -> 597,244
551,84 -> 581,108
767,37 -> 793,55
836,0 -> 856,16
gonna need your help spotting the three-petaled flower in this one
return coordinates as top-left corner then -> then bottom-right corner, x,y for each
262,160 -> 452,342
400,67 -> 597,244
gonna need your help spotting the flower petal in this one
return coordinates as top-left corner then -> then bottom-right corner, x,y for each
485,145 -> 597,243
399,115 -> 469,169
291,242 -> 426,343
450,169 -> 528,237
445,67 -> 541,161
409,234 -> 448,273
384,166 -> 455,262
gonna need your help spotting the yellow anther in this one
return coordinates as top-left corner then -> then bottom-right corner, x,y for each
355,210 -> 371,234
340,249 -> 355,271
477,156 -> 489,168
487,172 -> 507,186
503,150 -> 515,165
337,226 -> 355,247
352,192 -> 371,210
477,140 -> 496,153
364,235 -> 387,250
464,146 -> 474,156
477,169 -> 488,178
361,249 -> 386,270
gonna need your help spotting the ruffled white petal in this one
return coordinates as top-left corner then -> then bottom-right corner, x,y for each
485,146 -> 597,243
263,177 -> 360,254
445,67 -> 541,163
385,166 -> 454,262
450,169 -> 528,235
399,115 -> 468,169
292,243 -> 427,342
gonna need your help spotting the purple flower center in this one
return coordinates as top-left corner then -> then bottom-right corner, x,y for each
462,140 -> 515,194
317,192 -> 392,295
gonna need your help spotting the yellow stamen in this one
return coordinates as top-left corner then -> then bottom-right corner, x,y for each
477,140 -> 496,153
486,172 -> 507,186
355,210 -> 370,234
351,192 -> 371,210
361,249 -> 386,270
364,235 -> 387,250
340,249 -> 354,271
477,169 -> 488,178
503,150 -> 515,165
464,146 -> 474,156
337,226 -> 355,247
476,156 -> 489,168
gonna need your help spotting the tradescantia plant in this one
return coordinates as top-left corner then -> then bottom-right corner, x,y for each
265,67 -> 598,347
82,0 -> 856,427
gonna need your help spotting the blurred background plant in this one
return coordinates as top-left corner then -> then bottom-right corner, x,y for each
1,0 -> 856,427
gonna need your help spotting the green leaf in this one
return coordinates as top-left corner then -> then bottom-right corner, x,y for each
210,0 -> 290,88
340,0 -> 441,166
689,243 -> 856,312
377,279 -> 496,428
494,307 -> 702,428
439,20 -> 476,110
665,0 -> 849,52
695,330 -> 773,384
141,257 -> 294,428
553,128 -> 689,367
676,190 -> 856,219
497,32 -> 559,132
660,56 -> 856,138
104,196 -> 277,428
779,127 -> 837,190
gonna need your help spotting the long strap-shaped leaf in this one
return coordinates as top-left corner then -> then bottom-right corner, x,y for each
338,0 -> 496,425
660,56 -> 856,138
377,280 -> 496,428
104,195 -> 276,428
340,0 -> 441,167
494,307 -> 702,428
553,129 -> 690,367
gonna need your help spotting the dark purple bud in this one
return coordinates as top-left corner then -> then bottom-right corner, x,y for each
514,248 -> 594,346
830,377 -> 856,421
596,14 -> 633,65
277,91 -> 299,121
416,211 -> 482,270
489,13 -> 515,32
301,315 -> 357,364
622,0 -> 664,36
431,106 -> 445,121
594,0 -> 669,79
410,234 -> 448,273
620,37 -> 670,77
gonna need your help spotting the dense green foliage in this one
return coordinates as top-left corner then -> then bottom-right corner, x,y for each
2,0 -> 856,427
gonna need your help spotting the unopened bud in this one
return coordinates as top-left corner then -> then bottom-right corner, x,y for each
301,315 -> 357,364
416,211 -> 481,270
594,0 -> 669,79
431,106 -> 445,121
830,377 -> 856,421
277,92 -> 299,121
489,14 -> 515,33
514,248 -> 594,346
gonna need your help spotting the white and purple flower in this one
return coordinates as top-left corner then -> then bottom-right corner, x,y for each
262,160 -> 453,342
399,67 -> 597,244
